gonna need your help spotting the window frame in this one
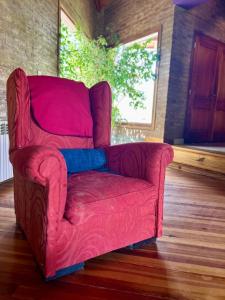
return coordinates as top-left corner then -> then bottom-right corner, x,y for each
57,8 -> 161,131
116,26 -> 162,131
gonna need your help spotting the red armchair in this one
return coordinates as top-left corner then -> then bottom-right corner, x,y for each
7,68 -> 173,280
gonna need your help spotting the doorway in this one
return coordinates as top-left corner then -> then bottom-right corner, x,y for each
185,33 -> 225,143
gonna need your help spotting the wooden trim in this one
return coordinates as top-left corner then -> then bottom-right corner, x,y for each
151,27 -> 162,131
174,145 -> 225,157
173,145 -> 225,174
184,31 -> 199,142
185,31 -> 225,143
145,137 -> 164,143
195,30 -> 225,48
115,26 -> 162,131
94,0 -> 101,11
0,178 -> 13,185
170,162 -> 225,181
210,43 -> 220,141
117,122 -> 154,130
59,3 -> 77,27
121,26 -> 162,45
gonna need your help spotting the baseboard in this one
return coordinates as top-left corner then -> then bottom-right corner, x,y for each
0,178 -> 13,185
170,162 -> 225,181
145,137 -> 163,143
172,145 -> 225,175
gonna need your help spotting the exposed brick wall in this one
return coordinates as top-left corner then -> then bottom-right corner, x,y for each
103,0 -> 175,141
0,0 -> 57,120
0,0 -> 98,121
61,0 -> 98,38
164,0 -> 225,144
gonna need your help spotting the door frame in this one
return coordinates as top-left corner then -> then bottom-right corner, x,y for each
184,31 -> 224,143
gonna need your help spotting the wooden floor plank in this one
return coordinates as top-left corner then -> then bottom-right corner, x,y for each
0,169 -> 225,299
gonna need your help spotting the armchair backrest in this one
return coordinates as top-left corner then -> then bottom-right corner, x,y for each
7,68 -> 112,153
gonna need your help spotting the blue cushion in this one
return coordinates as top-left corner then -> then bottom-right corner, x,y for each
59,148 -> 107,173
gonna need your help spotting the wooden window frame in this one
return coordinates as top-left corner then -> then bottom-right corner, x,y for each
116,26 -> 162,131
57,5 -> 161,131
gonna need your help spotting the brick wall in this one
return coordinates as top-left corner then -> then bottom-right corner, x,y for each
104,0 -> 175,141
0,0 -> 97,121
164,0 -> 225,144
61,0 -> 99,38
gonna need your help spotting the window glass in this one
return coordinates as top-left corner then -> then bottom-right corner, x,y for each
117,32 -> 159,125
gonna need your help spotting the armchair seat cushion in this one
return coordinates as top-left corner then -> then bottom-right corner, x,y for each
65,171 -> 158,225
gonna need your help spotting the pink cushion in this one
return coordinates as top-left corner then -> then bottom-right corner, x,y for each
65,171 -> 157,225
28,76 -> 93,137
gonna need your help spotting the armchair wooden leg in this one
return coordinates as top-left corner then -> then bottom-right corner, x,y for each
128,237 -> 156,250
45,262 -> 85,281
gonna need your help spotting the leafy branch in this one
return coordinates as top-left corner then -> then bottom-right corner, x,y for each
59,25 -> 158,125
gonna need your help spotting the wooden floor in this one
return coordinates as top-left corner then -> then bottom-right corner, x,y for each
0,169 -> 225,300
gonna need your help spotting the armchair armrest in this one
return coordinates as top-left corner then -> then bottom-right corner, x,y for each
105,142 -> 173,237
11,145 -> 67,277
105,142 -> 173,183
11,145 -> 67,220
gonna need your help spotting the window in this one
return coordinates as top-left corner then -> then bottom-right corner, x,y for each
59,10 -> 160,132
117,31 -> 159,127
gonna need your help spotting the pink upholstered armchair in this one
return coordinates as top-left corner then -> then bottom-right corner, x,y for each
7,68 -> 173,280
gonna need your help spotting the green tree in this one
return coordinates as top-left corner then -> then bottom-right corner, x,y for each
59,25 -> 158,125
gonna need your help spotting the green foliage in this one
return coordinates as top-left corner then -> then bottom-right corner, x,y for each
59,25 -> 158,125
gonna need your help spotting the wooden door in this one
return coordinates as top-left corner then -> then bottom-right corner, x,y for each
185,34 -> 219,143
213,47 -> 225,141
